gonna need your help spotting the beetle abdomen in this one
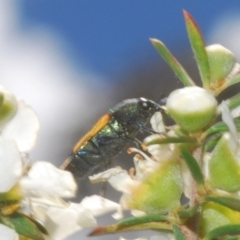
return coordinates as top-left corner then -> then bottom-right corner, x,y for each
63,118 -> 130,182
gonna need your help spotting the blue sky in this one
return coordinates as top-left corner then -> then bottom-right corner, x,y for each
20,1 -> 240,80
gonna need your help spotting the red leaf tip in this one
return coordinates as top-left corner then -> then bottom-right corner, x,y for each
88,227 -> 105,236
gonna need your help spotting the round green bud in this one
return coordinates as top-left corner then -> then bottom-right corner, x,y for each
166,86 -> 217,132
206,44 -> 236,85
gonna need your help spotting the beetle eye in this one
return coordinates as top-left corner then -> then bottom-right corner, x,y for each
139,98 -> 151,110
141,101 -> 150,109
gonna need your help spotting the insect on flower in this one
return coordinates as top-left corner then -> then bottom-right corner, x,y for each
61,98 -> 163,183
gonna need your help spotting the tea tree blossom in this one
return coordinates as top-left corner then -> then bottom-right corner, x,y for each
0,87 -> 119,239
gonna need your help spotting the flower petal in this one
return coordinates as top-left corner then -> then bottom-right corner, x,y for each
0,224 -> 18,240
20,161 -> 77,198
89,167 -> 124,183
1,100 -> 39,152
0,140 -> 22,192
231,105 -> 240,118
80,195 -> 120,217
131,149 -> 158,180
44,202 -> 97,240
221,101 -> 239,147
150,112 -> 165,133
91,168 -> 138,194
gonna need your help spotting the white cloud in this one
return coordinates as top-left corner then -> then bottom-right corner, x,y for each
0,0 -> 109,163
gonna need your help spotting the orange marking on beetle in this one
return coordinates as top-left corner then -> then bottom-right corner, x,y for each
73,113 -> 111,153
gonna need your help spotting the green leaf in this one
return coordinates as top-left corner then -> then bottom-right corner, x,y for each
203,122 -> 228,137
205,195 -> 240,212
181,149 -> 204,185
145,136 -> 198,146
173,225 -> 186,240
183,10 -> 210,89
0,212 -> 44,240
24,215 -> 48,236
224,237 -> 239,240
177,204 -> 200,219
226,93 -> 240,111
150,38 -> 195,87
202,134 -> 221,152
89,221 -> 172,236
204,224 -> 240,240
202,119 -> 240,139
117,214 -> 170,227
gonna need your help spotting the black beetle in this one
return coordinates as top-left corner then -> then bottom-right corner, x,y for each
62,97 -> 162,183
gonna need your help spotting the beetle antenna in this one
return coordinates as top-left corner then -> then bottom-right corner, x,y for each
156,93 -> 167,106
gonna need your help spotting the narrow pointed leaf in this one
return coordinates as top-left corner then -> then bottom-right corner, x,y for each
181,149 -> 204,185
226,93 -> 240,110
203,120 -> 240,137
183,10 -> 210,88
205,195 -> 240,212
204,224 -> 240,240
202,122 -> 228,137
150,38 -> 195,86
202,134 -> 221,152
90,214 -> 173,236
117,214 -> 170,227
89,221 -> 172,236
145,136 -> 198,146
224,238 -> 239,240
0,212 -> 44,240
177,203 -> 200,219
173,225 -> 186,240
24,215 -> 48,235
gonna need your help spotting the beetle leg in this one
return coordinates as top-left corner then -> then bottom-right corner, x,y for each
132,137 -> 142,148
140,125 -> 157,134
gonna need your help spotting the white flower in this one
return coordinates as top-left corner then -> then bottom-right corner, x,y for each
0,87 -> 117,239
0,87 -> 121,239
0,87 -> 39,193
18,161 -> 120,240
30,194 -> 120,240
1,100 -> 39,152
20,161 -> 77,198
0,154 -> 120,240
0,139 -> 22,192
